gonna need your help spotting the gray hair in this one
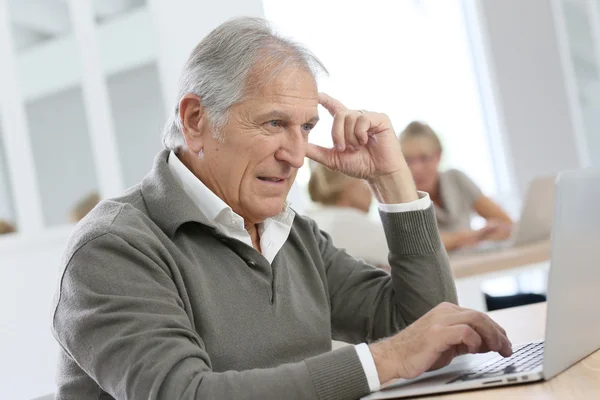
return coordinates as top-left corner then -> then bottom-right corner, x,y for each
162,17 -> 328,150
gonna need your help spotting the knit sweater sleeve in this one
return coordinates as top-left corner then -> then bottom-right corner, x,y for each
315,205 -> 458,344
52,231 -> 371,400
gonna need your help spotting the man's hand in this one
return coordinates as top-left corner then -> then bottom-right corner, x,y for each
369,302 -> 513,383
307,93 -> 418,203
306,93 -> 404,180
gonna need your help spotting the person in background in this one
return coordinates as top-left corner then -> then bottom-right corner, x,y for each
399,121 -> 513,252
69,192 -> 100,223
401,122 -> 546,311
307,163 -> 389,269
0,219 -> 16,235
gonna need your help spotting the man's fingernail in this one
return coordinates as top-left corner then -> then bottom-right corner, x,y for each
335,144 -> 344,151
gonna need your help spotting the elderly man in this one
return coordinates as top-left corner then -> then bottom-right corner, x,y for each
52,17 -> 511,400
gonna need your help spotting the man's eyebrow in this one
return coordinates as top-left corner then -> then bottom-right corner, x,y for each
306,115 -> 320,124
256,110 -> 319,124
256,110 -> 292,121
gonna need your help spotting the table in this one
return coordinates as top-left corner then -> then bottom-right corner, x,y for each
449,240 -> 551,280
424,302 -> 600,399
450,240 -> 551,311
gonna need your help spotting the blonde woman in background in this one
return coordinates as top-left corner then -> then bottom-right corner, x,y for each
306,163 -> 389,269
400,121 -> 513,252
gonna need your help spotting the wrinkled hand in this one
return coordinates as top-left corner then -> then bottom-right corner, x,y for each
370,302 -> 513,383
306,93 -> 405,181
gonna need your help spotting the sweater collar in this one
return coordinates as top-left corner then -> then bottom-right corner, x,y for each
141,150 -> 211,237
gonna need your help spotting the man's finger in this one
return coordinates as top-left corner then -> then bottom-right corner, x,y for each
344,113 -> 360,150
319,93 -> 348,116
489,316 -> 508,338
442,324 -> 483,354
306,143 -> 334,169
331,111 -> 347,151
451,311 -> 502,352
355,114 -> 371,145
445,311 -> 512,357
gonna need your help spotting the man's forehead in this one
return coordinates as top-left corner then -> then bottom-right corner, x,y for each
252,67 -> 318,100
251,87 -> 319,116
260,92 -> 319,105
255,93 -> 318,112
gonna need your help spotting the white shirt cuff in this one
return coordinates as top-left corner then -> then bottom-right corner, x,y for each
355,343 -> 381,392
378,191 -> 431,213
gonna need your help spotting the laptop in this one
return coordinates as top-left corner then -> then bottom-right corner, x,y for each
362,168 -> 600,399
454,175 -> 555,255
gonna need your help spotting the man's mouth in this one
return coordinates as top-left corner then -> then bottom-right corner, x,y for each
258,176 -> 285,183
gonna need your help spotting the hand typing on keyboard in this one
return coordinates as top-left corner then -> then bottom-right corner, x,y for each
369,302 -> 513,383
449,342 -> 544,383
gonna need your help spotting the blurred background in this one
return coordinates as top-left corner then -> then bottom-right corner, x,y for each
0,0 -> 598,399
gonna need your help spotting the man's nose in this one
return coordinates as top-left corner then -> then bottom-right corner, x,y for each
275,128 -> 306,169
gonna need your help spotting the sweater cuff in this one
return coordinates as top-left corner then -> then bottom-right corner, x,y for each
305,345 -> 370,400
379,205 -> 441,255
378,191 -> 431,213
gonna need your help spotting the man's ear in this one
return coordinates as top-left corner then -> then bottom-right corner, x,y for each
179,94 -> 206,153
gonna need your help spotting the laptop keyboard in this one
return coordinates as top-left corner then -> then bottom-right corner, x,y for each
447,341 -> 544,383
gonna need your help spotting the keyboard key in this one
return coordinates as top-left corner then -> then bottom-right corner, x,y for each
447,341 -> 545,384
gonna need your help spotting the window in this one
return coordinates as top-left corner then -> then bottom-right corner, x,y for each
107,63 -> 165,188
25,87 -> 98,226
263,0 -> 498,212
1,0 -> 162,230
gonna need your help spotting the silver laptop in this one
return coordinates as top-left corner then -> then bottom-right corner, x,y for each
363,168 -> 600,399
455,175 -> 555,255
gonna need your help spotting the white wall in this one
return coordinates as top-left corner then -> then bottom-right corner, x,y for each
559,0 -> 600,167
26,87 -> 98,227
580,81 -> 600,165
0,226 -> 73,400
477,0 -> 586,195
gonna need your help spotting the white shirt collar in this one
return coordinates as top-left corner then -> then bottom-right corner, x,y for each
167,150 -> 239,228
166,151 -> 295,263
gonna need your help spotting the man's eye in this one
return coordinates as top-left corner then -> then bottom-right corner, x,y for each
268,120 -> 282,128
301,123 -> 314,133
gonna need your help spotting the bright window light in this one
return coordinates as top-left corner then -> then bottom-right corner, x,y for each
264,0 -> 498,212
